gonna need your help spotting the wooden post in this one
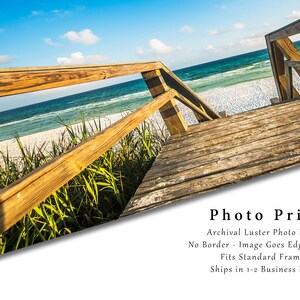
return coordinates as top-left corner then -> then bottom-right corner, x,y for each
159,67 -> 221,121
266,36 -> 283,102
285,61 -> 293,99
142,69 -> 188,135
272,42 -> 288,101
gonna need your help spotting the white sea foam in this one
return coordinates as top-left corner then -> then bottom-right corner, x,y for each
184,60 -> 271,87
0,118 -> 32,128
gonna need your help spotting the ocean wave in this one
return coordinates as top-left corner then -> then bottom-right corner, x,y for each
0,90 -> 150,128
184,60 -> 271,87
50,90 -> 150,115
0,118 -> 34,128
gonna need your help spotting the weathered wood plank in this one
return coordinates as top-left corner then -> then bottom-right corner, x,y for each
135,140 -> 300,196
279,75 -> 299,98
276,38 -> 300,62
142,70 -> 188,135
285,62 -> 293,99
266,20 -> 300,102
267,19 -> 300,42
164,99 -> 300,147
0,62 -> 161,96
122,154 -> 300,216
286,60 -> 300,68
142,125 -> 300,184
173,90 -> 213,121
273,42 -> 287,100
0,89 -> 176,233
157,109 -> 300,162
285,60 -> 300,89
266,36 -> 284,101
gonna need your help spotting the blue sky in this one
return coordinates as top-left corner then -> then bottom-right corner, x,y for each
1,0 -> 300,110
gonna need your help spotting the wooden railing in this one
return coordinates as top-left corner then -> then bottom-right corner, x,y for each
265,19 -> 300,102
0,61 -> 221,233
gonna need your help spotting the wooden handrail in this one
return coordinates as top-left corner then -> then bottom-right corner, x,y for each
159,65 -> 220,120
173,91 -> 212,120
267,19 -> 300,42
0,62 -> 161,96
0,60 -> 222,232
265,19 -> 300,101
0,61 -> 219,119
276,38 -> 300,61
0,89 -> 179,232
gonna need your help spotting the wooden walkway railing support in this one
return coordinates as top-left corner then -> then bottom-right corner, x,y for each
285,60 -> 300,99
266,19 -> 300,102
159,67 -> 221,120
0,61 -> 221,233
142,69 -> 188,135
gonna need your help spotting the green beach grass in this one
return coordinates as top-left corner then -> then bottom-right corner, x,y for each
0,116 -> 168,254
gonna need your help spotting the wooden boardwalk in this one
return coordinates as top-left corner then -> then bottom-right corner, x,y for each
122,99 -> 300,216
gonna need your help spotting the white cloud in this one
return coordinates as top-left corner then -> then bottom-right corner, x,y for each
51,10 -> 72,17
31,7 -> 82,18
234,23 -> 245,30
206,45 -> 219,53
149,39 -> 175,55
208,23 -> 244,36
180,25 -> 195,33
57,52 -> 108,65
286,10 -> 300,19
31,10 -> 43,16
62,29 -> 100,45
44,38 -> 63,47
239,36 -> 265,48
208,28 -> 229,35
0,55 -> 13,64
208,29 -> 221,35
215,4 -> 227,9
136,47 -> 144,55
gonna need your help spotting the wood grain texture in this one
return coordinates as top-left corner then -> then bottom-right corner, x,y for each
0,62 -> 161,96
142,69 -> 188,135
285,62 -> 293,99
276,38 -> 300,61
267,19 -> 300,42
285,61 -> 300,98
122,99 -> 300,217
265,20 -> 300,101
173,91 -> 213,121
286,60 -> 300,67
279,75 -> 299,98
273,43 -> 288,100
160,65 -> 221,120
0,89 -> 176,233
164,98 -> 300,146
265,36 -> 284,101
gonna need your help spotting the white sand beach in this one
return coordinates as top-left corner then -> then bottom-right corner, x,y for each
0,76 -> 285,160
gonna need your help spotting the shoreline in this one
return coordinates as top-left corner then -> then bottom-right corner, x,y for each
0,111 -> 127,159
0,76 -> 279,160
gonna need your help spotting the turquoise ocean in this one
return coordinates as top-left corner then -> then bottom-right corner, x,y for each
1,45 -> 296,142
